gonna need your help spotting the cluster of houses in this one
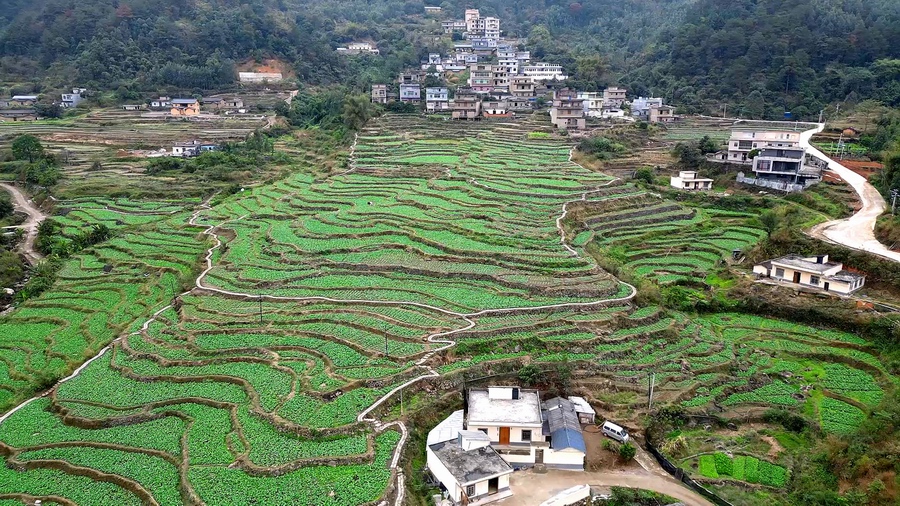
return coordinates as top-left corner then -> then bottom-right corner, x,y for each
0,94 -> 40,122
375,75 -> 676,131
427,386 -> 596,505
672,128 -> 827,194
135,139 -> 220,158
121,96 -> 246,117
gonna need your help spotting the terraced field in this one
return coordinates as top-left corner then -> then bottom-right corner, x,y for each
0,116 -> 636,505
569,196 -> 766,285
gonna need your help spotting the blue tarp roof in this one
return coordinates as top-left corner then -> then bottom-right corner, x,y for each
550,427 -> 586,453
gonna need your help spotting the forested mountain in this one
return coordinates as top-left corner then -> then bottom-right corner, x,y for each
1,0 -> 899,119
626,0 -> 900,118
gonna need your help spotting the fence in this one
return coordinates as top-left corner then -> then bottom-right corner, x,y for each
644,442 -> 735,506
736,173 -> 809,193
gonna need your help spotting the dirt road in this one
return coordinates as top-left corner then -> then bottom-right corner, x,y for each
0,183 -> 46,265
500,468 -> 715,506
801,126 -> 900,262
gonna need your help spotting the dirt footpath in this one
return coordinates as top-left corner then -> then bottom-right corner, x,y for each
0,182 -> 46,265
497,468 -> 714,506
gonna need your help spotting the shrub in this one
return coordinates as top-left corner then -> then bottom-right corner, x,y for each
618,442 -> 636,461
698,454 -> 719,478
714,452 -> 733,476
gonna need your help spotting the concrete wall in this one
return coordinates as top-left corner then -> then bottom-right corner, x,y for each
544,449 -> 585,470
467,424 -> 543,444
426,447 -> 462,502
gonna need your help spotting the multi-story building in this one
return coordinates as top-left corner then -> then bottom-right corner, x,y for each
399,84 -> 421,103
371,84 -> 389,104
522,63 -> 568,81
442,20 -> 467,33
649,105 -> 676,123
631,97 -> 664,121
425,87 -> 450,113
602,86 -> 627,108
491,67 -> 509,94
170,98 -> 200,117
578,92 -> 604,117
726,129 -> 801,163
549,88 -> 585,130
398,72 -> 423,85
510,76 -> 535,98
337,42 -> 380,55
451,88 -> 481,119
61,88 -> 86,108
468,63 -> 494,93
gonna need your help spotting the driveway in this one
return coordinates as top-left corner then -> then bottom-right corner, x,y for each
497,468 -> 714,506
0,182 -> 46,265
800,126 -> 900,263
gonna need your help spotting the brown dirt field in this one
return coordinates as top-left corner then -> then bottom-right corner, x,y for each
582,423 -> 643,472
837,159 -> 883,179
237,58 -> 295,79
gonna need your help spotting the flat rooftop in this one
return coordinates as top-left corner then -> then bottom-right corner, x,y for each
429,441 -> 512,485
468,388 -> 543,426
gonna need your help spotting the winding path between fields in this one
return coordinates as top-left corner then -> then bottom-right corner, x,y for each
0,182 -> 46,265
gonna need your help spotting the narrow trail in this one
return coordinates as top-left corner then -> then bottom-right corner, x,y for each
0,182 -> 47,266
0,137 -> 640,506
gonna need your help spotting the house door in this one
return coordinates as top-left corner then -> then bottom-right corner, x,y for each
535,449 -> 544,464
499,427 -> 510,445
793,272 -> 801,283
488,477 -> 499,494
824,282 -> 830,292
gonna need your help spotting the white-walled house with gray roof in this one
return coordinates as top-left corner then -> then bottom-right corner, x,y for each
753,254 -> 865,294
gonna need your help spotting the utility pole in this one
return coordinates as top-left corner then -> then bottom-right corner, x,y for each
648,373 -> 656,410
723,104 -> 727,118
891,189 -> 899,216
385,334 -> 389,357
818,109 -> 824,124
258,294 -> 263,324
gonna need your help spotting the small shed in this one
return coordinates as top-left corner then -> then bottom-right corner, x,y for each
567,396 -> 596,425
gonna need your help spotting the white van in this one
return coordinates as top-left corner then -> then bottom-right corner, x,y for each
601,421 -> 629,443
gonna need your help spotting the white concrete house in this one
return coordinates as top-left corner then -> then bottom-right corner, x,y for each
753,254 -> 865,294
727,129 -> 801,164
670,171 -> 713,190
426,87 -> 450,112
522,63 -> 568,81
427,410 -> 513,506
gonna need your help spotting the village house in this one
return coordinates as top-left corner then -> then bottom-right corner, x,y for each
602,87 -> 628,108
398,72 -> 423,85
424,5 -> 441,14
150,97 -> 171,109
201,97 -> 224,110
481,100 -> 510,118
451,88 -> 482,120
550,89 -> 585,130
630,97 -> 662,121
371,84 -> 389,104
122,104 -> 144,111
522,62 -> 568,81
399,84 -> 421,103
0,109 -> 37,122
540,397 -> 589,471
510,76 -> 535,98
172,140 -> 218,157
427,410 -> 514,506
468,63 -> 494,93
507,97 -> 533,111
425,87 -> 450,113
726,129 -> 801,163
568,396 -> 597,424
442,20 -> 467,33
337,42 -> 380,55
224,98 -> 244,109
7,95 -> 38,107
649,104 -> 676,123
578,92 -> 604,117
670,170 -> 713,190
61,88 -> 86,108
238,72 -> 283,83
753,254 -> 865,295
170,98 -> 200,117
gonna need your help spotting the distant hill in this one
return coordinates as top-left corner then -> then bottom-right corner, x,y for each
0,0 -> 899,119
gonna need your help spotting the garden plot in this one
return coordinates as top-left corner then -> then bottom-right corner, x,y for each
570,195 -> 766,285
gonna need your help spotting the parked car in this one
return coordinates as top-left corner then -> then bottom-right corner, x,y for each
601,421 -> 629,443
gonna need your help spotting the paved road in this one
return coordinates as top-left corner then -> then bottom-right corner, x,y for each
0,182 -> 46,265
801,126 -> 900,262
500,468 -> 715,506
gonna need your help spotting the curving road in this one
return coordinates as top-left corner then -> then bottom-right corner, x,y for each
0,182 -> 46,265
800,125 -> 900,262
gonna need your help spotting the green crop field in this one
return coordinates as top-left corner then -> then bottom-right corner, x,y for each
0,115 -> 893,506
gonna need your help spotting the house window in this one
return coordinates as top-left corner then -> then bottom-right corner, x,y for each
466,485 -> 476,497
521,430 -> 532,442
478,428 -> 488,435
775,268 -> 785,278
810,275 -> 820,285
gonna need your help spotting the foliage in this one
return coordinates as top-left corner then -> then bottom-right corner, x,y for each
618,442 -> 636,461
11,135 -> 44,163
577,136 -> 626,159
607,486 -> 679,506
